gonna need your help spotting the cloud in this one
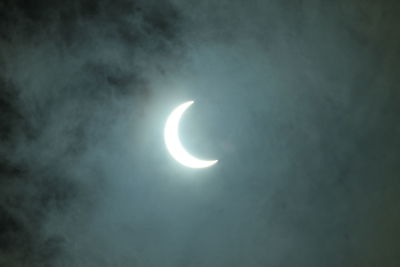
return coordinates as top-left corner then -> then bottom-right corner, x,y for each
0,0 -> 183,265
1,0 -> 400,266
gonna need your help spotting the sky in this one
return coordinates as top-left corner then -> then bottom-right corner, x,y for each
0,0 -> 400,266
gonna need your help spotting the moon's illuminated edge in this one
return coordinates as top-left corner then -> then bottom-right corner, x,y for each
164,101 -> 218,169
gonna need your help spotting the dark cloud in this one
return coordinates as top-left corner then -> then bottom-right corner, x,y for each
1,0 -> 400,266
0,0 -> 182,265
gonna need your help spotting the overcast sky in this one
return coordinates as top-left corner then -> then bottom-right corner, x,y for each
0,0 -> 399,266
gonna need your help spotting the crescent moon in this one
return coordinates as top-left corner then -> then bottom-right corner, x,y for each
164,101 -> 218,168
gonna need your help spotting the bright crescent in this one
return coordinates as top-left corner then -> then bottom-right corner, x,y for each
164,101 -> 218,168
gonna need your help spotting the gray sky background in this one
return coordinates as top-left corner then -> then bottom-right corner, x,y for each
0,0 -> 399,266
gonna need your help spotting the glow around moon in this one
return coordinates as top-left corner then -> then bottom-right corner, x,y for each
164,101 -> 218,169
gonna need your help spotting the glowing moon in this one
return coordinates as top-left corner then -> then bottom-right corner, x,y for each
164,101 -> 218,168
